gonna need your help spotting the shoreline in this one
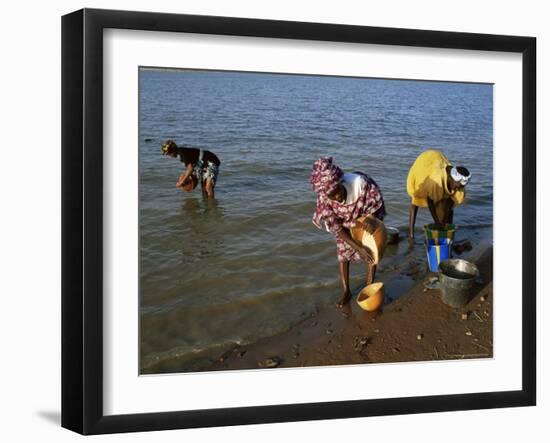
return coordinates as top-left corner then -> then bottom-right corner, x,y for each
203,245 -> 493,372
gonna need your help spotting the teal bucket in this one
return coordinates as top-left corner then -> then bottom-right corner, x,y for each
426,238 -> 453,272
423,224 -> 456,242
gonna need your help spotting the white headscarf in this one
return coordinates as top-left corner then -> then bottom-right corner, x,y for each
450,167 -> 471,186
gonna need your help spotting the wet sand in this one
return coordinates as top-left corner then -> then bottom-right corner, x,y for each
206,246 -> 493,371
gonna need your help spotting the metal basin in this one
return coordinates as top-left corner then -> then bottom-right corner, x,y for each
386,227 -> 400,245
438,259 -> 479,308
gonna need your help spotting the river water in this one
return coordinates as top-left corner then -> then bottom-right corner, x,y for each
139,68 -> 493,373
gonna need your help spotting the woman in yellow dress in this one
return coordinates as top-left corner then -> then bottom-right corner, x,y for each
406,150 -> 471,243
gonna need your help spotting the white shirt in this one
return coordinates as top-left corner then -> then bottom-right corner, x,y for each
341,172 -> 365,205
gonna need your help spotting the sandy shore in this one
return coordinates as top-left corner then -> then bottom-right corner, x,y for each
205,246 -> 493,371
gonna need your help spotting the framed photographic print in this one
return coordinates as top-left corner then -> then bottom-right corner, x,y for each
62,8 -> 536,435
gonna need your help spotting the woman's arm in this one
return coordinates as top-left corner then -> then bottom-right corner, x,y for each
427,197 -> 443,227
176,163 -> 194,187
409,204 -> 418,241
337,229 -> 375,264
442,198 -> 454,225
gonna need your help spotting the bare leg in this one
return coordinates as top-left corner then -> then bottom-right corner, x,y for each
204,178 -> 215,198
336,261 -> 352,308
366,264 -> 377,286
408,204 -> 418,246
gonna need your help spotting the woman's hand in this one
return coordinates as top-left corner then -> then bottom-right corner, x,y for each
357,246 -> 375,265
176,163 -> 194,188
176,173 -> 189,188
337,229 -> 375,264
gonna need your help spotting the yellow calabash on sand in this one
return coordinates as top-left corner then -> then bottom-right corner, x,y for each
356,282 -> 385,311
351,216 -> 387,311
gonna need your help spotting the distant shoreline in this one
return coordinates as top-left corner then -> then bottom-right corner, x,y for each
139,66 -> 494,85
139,66 -> 198,73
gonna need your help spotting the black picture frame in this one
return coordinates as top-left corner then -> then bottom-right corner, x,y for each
61,8 -> 536,435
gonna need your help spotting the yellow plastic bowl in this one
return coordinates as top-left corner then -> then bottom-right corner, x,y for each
357,282 -> 384,311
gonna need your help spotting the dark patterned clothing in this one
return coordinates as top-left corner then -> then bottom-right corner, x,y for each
313,172 -> 386,262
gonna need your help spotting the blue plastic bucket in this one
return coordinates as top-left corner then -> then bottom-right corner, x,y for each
426,238 -> 453,272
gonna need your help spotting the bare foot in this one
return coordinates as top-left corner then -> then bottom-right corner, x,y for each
336,290 -> 352,308
340,303 -> 352,318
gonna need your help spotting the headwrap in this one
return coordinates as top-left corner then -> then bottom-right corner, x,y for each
310,157 -> 344,196
450,166 -> 471,186
161,139 -> 178,155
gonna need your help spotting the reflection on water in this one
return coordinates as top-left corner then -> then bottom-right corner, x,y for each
139,69 -> 493,372
180,194 -> 225,219
179,196 -> 225,263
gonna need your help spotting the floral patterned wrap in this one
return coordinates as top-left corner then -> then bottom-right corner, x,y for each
311,159 -> 386,262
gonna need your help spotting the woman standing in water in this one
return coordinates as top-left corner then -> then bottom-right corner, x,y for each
406,150 -> 470,243
310,157 -> 386,308
161,139 -> 221,198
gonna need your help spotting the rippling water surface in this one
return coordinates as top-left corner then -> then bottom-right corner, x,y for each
139,69 -> 493,372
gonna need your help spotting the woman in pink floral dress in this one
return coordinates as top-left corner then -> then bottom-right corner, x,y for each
311,157 -> 386,308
